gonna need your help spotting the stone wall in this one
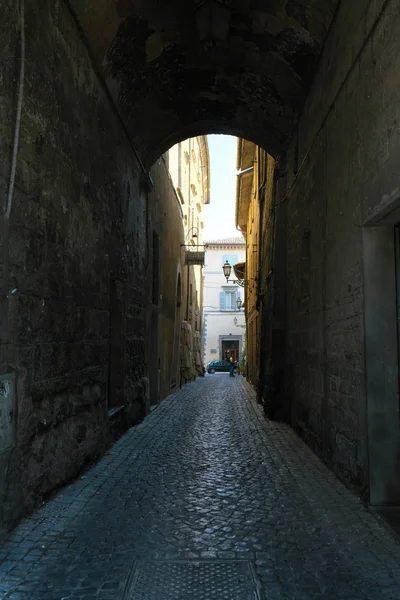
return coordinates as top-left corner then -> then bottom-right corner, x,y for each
280,0 -> 400,499
0,0 -> 150,530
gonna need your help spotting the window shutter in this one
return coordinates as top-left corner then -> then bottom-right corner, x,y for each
219,291 -> 225,311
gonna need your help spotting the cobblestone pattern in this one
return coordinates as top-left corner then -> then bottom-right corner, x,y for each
1,375 -> 400,599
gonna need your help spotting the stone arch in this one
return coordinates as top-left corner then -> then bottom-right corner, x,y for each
145,122 -> 275,171
69,0 -> 340,166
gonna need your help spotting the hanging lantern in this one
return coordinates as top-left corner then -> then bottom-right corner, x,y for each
236,296 -> 243,310
222,260 -> 231,281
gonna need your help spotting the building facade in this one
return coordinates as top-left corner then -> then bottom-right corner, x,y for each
168,137 -> 210,382
236,141 -> 276,393
203,238 -> 246,368
145,137 -> 210,409
145,157 -> 185,408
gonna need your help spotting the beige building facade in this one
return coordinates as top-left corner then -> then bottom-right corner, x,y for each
203,238 -> 246,368
168,137 -> 210,382
236,141 -> 275,392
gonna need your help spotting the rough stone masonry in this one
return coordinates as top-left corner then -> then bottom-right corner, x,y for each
0,0 -> 149,531
2,0 -> 400,532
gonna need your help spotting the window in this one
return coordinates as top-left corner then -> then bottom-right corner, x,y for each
223,254 -> 238,267
219,288 -> 240,311
224,290 -> 236,311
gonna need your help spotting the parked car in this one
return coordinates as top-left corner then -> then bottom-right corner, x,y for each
207,359 -> 237,374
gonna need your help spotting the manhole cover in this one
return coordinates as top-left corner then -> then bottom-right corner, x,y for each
123,560 -> 263,600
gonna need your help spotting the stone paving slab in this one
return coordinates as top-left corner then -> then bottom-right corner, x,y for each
1,375 -> 400,598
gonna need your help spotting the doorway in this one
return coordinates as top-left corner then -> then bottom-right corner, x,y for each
171,270 -> 182,389
363,196 -> 400,506
149,311 -> 159,406
149,230 -> 160,406
222,339 -> 240,362
108,279 -> 124,408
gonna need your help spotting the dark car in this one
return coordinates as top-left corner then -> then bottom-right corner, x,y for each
207,359 -> 237,374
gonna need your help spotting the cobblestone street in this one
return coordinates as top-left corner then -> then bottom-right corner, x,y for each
1,375 -> 400,599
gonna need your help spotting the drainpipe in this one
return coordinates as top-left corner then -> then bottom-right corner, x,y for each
186,138 -> 191,322
257,148 -> 266,305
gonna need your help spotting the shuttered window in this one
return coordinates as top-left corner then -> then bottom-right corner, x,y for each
222,254 -> 238,267
220,289 -> 241,311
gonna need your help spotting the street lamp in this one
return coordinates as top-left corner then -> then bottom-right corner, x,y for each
181,226 -> 203,322
222,260 -> 257,290
222,260 -> 246,287
233,316 -> 246,329
223,259 -> 231,281
236,296 -> 242,310
181,226 -> 199,245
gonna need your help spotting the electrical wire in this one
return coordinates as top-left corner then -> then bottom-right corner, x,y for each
5,0 -> 25,220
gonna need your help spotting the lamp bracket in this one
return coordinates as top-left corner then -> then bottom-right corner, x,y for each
225,277 -> 257,289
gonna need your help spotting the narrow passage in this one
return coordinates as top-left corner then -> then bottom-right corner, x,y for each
1,376 -> 400,599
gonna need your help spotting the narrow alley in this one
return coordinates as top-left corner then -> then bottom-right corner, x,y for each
1,376 -> 400,600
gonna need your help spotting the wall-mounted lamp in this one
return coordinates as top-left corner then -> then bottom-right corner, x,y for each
222,260 -> 256,290
233,316 -> 246,329
236,297 -> 243,310
194,0 -> 232,43
222,260 -> 243,287
223,259 -> 232,280
181,226 -> 201,247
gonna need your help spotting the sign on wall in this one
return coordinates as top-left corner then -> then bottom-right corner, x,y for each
185,251 -> 205,265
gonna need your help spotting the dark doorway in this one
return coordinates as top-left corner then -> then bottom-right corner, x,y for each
222,340 -> 239,362
149,230 -> 160,406
395,224 -> 400,370
108,279 -> 124,408
152,231 -> 160,305
171,271 -> 182,389
363,202 -> 400,507
149,312 -> 159,406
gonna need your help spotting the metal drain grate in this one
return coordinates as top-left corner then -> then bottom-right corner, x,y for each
123,560 -> 263,600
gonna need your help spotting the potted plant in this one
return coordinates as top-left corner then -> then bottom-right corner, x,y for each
240,349 -> 246,377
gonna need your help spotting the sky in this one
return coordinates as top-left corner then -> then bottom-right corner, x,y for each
203,135 -> 242,242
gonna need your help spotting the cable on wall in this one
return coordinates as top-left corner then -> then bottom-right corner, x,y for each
4,0 -> 25,220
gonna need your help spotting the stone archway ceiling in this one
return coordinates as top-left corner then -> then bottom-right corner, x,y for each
70,0 -> 339,167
